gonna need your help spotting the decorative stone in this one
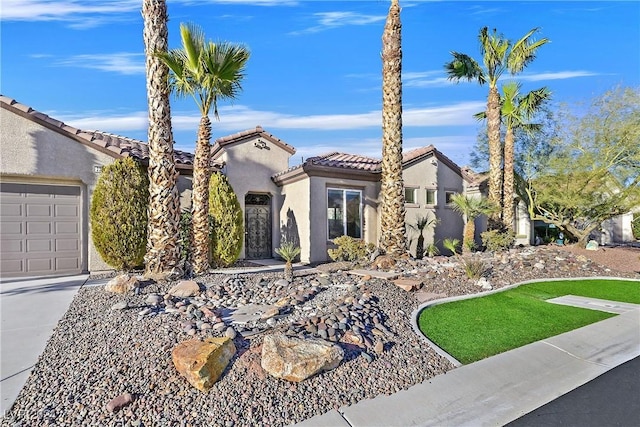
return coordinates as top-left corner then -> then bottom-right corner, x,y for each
260,307 -> 280,320
225,327 -> 237,339
106,392 -> 134,412
393,278 -> 423,292
371,255 -> 396,270
261,333 -> 344,382
374,340 -> 384,355
145,294 -> 162,305
585,240 -> 599,250
172,337 -> 236,392
110,301 -> 129,311
475,277 -> 492,290
534,262 -> 545,270
105,274 -> 138,294
168,280 -> 201,298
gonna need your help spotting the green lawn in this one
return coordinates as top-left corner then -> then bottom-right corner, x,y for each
418,279 -> 640,365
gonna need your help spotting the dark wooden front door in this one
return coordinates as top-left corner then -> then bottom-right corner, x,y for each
244,194 -> 271,259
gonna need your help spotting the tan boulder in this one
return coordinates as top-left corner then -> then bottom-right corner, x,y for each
261,333 -> 344,382
372,255 -> 396,270
393,278 -> 423,292
168,280 -> 200,298
105,274 -> 138,294
172,337 -> 236,392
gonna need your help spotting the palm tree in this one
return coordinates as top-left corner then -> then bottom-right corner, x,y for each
157,23 -> 250,275
500,82 -> 551,229
142,0 -> 182,280
379,0 -> 406,256
445,27 -> 549,229
450,193 -> 497,253
407,214 -> 438,259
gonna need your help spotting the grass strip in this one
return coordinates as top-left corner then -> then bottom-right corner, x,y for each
418,279 -> 639,365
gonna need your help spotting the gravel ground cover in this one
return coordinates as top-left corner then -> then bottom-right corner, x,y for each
2,245 -> 638,427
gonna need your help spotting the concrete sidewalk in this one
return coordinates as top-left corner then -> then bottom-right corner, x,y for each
297,298 -> 640,427
0,274 -> 89,414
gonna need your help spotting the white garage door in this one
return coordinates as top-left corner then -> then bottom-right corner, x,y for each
1,182 -> 82,278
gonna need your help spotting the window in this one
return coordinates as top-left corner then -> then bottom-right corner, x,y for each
445,191 -> 456,205
327,188 -> 362,239
404,187 -> 417,204
425,189 -> 437,205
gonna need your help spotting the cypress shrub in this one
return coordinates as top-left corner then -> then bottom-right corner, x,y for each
90,157 -> 149,270
209,172 -> 244,267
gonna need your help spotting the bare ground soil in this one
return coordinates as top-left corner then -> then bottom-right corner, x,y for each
559,243 -> 640,274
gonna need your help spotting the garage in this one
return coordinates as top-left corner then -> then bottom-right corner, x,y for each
1,182 -> 82,278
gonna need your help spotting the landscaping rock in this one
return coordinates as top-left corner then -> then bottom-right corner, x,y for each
172,337 -> 236,392
106,392 -> 134,412
105,274 -> 137,294
586,240 -> 599,250
261,333 -> 344,382
393,278 -> 423,292
168,280 -> 201,298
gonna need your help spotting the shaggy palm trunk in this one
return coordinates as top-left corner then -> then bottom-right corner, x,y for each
142,0 -> 182,279
502,128 -> 515,230
379,0 -> 406,256
486,85 -> 503,229
462,218 -> 476,254
191,116 -> 212,275
284,261 -> 293,282
415,234 -> 424,260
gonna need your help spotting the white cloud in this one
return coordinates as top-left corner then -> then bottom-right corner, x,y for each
0,0 -> 140,21
517,70 -> 600,82
54,53 -> 145,75
290,11 -> 386,35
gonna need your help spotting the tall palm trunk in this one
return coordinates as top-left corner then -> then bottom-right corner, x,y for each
463,218 -> 476,254
379,0 -> 406,256
191,116 -> 212,275
142,0 -> 182,279
502,128 -> 515,230
487,85 -> 503,229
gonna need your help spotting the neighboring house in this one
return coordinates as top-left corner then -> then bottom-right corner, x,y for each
0,95 -> 472,277
0,95 -> 194,278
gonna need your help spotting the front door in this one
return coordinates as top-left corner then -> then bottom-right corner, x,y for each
244,194 -> 272,259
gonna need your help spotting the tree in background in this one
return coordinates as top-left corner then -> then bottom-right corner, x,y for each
157,23 -> 249,275
142,0 -> 182,280
209,172 -> 244,268
523,86 -> 640,245
446,27 -> 549,229
91,158 -> 149,271
449,193 -> 497,253
379,0 -> 406,256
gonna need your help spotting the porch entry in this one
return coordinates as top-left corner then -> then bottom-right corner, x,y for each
244,193 -> 272,259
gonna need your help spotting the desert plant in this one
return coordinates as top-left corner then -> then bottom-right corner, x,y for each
275,241 -> 301,282
449,193 -> 497,253
90,157 -> 149,271
632,213 -> 640,240
209,172 -> 244,268
425,241 -> 440,257
460,257 -> 488,279
328,235 -> 376,263
407,214 -> 438,259
443,238 -> 461,256
481,229 -> 516,252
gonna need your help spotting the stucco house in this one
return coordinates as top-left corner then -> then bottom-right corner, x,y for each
0,96 -> 195,277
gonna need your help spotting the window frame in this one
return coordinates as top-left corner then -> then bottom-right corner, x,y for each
444,190 -> 456,206
404,186 -> 419,207
327,187 -> 363,240
425,188 -> 437,207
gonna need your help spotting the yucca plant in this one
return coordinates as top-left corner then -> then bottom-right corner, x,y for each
275,241 -> 301,282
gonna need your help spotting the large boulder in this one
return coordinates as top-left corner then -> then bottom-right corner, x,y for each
168,280 -> 201,298
261,333 -> 344,382
105,274 -> 138,294
172,337 -> 236,392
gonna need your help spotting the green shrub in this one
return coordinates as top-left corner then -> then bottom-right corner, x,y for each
632,214 -> 640,240
481,229 -> 516,252
328,236 -> 376,262
90,157 -> 149,270
276,241 -> 301,282
209,172 -> 244,268
425,241 -> 440,257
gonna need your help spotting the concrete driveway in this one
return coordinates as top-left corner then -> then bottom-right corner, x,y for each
1,274 -> 88,414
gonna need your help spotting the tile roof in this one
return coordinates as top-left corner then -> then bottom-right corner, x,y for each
212,125 -> 296,157
402,144 -> 462,177
307,152 -> 381,171
0,95 -> 194,169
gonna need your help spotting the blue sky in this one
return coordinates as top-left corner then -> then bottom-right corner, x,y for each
2,0 -> 639,167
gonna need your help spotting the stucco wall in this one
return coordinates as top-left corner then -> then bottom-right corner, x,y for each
214,136 -> 292,258
1,108 -> 117,272
279,177 -> 311,262
402,158 -> 464,255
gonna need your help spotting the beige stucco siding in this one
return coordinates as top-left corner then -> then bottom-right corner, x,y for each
1,108 -> 118,272
214,136 -> 292,258
279,177 -> 311,262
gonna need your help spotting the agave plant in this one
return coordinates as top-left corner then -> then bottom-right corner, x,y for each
275,241 -> 301,282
